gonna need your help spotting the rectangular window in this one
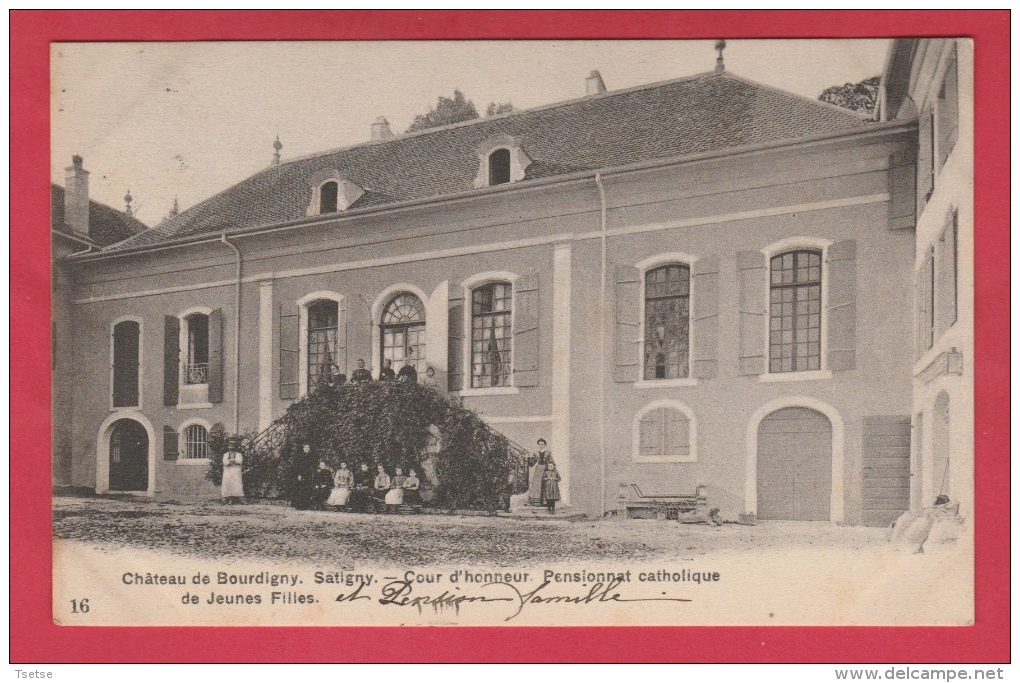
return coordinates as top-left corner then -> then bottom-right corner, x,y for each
307,301 -> 339,392
924,246 -> 935,351
185,314 -> 209,385
471,282 -> 512,388
643,265 -> 690,380
769,251 -> 822,373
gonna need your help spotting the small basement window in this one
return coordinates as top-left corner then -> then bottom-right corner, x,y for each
488,149 -> 512,186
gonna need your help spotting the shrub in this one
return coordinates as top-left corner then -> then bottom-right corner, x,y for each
208,381 -> 526,511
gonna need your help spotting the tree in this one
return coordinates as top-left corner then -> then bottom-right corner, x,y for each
818,76 -> 880,114
406,90 -> 480,132
486,101 -> 515,117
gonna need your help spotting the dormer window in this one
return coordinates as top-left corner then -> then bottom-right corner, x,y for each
307,170 -> 364,216
474,134 -> 531,188
319,181 -> 339,213
488,149 -> 512,186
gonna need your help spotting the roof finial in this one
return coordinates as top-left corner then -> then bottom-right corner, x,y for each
715,39 -> 727,74
272,135 -> 282,166
168,196 -> 179,218
124,189 -> 133,216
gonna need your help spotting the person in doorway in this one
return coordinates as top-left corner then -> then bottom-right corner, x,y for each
351,359 -> 372,383
221,437 -> 245,504
397,360 -> 418,383
528,438 -> 553,506
326,462 -> 354,508
542,461 -> 561,514
378,358 -> 396,381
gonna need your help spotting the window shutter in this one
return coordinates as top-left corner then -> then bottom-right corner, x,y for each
918,106 -> 935,208
691,256 -> 719,379
163,425 -> 179,461
737,251 -> 767,376
914,264 -> 926,360
826,240 -> 857,371
935,213 -> 958,337
923,248 -> 935,351
447,286 -> 465,392
513,273 -> 539,387
639,409 -> 661,459
665,410 -> 690,459
278,301 -> 300,400
335,304 -> 348,374
112,320 -> 140,407
207,308 -> 224,403
163,315 -> 180,406
939,50 -> 959,168
613,265 -> 641,382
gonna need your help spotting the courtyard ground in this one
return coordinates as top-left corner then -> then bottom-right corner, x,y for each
52,496 -> 973,626
54,496 -> 890,566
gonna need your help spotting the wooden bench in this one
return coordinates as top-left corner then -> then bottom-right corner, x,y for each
620,484 -> 708,520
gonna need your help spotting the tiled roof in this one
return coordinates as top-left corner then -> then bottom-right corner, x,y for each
105,72 -> 868,252
51,184 -> 148,248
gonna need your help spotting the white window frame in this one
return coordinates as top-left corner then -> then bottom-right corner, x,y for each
459,271 -> 520,397
306,170 -> 364,216
632,399 -> 697,463
759,237 -> 833,383
473,135 -> 531,188
109,315 -> 143,411
297,291 -> 346,397
634,253 -> 699,389
177,306 -> 213,408
177,417 -> 213,465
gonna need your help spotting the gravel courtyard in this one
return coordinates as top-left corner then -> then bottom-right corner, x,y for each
53,496 -> 890,566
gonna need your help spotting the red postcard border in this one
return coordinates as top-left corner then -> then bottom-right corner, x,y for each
11,10 -> 1010,663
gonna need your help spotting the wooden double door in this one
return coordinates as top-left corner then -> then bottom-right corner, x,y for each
757,407 -> 832,521
109,419 -> 148,492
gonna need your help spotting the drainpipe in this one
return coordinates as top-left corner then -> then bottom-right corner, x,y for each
595,172 -> 608,517
221,233 -> 242,433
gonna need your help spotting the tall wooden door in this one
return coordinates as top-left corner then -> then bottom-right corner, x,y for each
109,419 -> 148,492
757,407 -> 832,521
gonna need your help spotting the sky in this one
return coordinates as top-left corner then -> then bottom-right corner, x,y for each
51,39 -> 889,227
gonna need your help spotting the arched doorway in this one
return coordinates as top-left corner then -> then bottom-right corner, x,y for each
109,418 -> 149,492
380,292 -> 426,372
757,407 -> 832,521
932,391 -> 951,502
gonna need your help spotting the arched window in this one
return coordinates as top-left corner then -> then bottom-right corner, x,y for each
488,149 -> 511,186
643,264 -> 690,380
112,319 -> 141,407
380,292 -> 426,373
184,313 -> 209,384
634,401 -> 696,462
319,181 -> 339,214
307,300 -> 339,392
471,282 -> 512,388
769,250 -> 822,373
182,423 -> 209,460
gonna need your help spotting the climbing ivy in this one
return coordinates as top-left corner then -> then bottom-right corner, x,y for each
207,382 -> 526,511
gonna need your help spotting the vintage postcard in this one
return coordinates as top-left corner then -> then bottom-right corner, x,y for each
50,37 -> 975,627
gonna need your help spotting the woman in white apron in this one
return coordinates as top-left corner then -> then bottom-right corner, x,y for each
221,438 -> 244,504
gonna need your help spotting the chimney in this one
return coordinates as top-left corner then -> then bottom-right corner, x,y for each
586,70 -> 607,96
64,155 -> 90,235
371,117 -> 394,142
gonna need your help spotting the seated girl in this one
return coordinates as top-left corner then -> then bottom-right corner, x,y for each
326,462 -> 354,508
385,467 -> 406,512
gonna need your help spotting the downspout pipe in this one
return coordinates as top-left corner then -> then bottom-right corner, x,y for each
595,172 -> 608,517
221,233 -> 242,433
